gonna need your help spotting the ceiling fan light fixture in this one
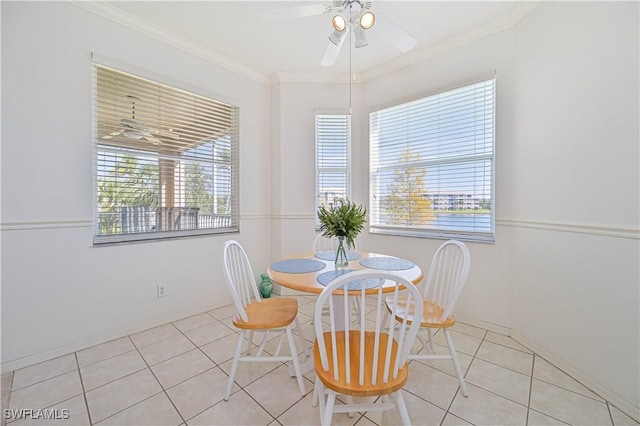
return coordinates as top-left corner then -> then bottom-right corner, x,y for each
359,11 -> 375,29
354,25 -> 368,48
332,15 -> 346,32
329,28 -> 346,46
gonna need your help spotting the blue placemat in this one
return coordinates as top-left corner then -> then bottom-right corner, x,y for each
314,251 -> 361,261
359,256 -> 415,271
316,269 -> 383,290
270,259 -> 326,274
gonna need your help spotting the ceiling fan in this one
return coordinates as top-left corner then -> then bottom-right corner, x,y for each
261,0 -> 417,67
102,95 -> 177,145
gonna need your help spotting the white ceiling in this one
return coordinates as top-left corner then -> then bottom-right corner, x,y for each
92,1 -> 537,83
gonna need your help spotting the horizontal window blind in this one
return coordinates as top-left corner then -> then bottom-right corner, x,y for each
94,65 -> 239,243
369,78 -> 495,241
316,114 -> 351,227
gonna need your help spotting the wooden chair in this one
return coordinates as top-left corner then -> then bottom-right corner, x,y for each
385,240 -> 471,397
313,270 -> 423,425
312,233 -> 336,252
222,240 -> 307,400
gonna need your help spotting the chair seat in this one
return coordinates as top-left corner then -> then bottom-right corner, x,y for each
314,331 -> 408,397
386,297 -> 456,328
232,298 -> 299,330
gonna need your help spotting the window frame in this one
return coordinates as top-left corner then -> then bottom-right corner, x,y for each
315,112 -> 352,229
92,61 -> 240,245
368,75 -> 496,243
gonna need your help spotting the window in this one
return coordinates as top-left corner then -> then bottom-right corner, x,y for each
315,114 -> 351,227
94,65 -> 239,244
369,78 -> 495,242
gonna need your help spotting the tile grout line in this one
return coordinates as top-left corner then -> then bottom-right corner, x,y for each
74,352 -> 93,426
129,331 -> 187,426
9,360 -> 78,392
4,372 -> 14,426
84,335 -> 165,424
525,352 -> 536,425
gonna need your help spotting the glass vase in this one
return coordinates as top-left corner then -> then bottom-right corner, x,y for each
334,236 -> 349,270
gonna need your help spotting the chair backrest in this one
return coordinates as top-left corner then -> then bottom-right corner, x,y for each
312,233 -> 336,252
422,240 -> 471,320
222,240 -> 261,323
314,270 -> 423,386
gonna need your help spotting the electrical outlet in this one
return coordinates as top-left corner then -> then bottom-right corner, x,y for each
157,285 -> 167,298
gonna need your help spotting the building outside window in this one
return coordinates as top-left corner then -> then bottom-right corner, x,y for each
369,77 -> 495,242
94,65 -> 239,244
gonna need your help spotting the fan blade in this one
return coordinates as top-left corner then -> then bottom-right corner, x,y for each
374,15 -> 417,52
261,3 -> 330,22
321,26 -> 349,67
102,130 -> 122,140
142,132 -> 162,145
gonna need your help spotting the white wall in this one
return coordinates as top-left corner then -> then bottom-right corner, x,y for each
270,81 -> 355,260
1,2 -> 272,369
510,2 -> 639,417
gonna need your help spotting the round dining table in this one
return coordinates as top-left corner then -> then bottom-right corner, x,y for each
267,251 -> 423,295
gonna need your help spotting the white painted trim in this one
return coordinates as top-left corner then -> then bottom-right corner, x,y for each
498,219 -> 639,240
3,217 -> 634,240
272,214 -> 316,220
456,314 -> 511,337
1,303 -> 218,374
70,1 -> 270,86
272,72 -> 352,85
0,220 -> 92,231
240,214 -> 271,220
510,331 -> 640,423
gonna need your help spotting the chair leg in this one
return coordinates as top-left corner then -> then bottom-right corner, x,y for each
245,330 -> 254,355
443,328 -> 468,397
317,380 -> 326,423
225,330 -> 245,400
294,316 -> 309,359
427,328 -> 435,354
323,392 -> 336,426
346,396 -> 355,418
286,325 -> 306,396
312,376 -> 321,407
382,307 -> 390,330
391,391 -> 411,426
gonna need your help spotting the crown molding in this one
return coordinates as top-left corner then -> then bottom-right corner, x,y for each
70,1 -> 539,86
359,1 -> 540,83
271,71 -> 354,86
70,1 -> 271,86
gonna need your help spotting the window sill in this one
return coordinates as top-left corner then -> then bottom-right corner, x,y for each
369,226 -> 495,244
92,227 -> 239,246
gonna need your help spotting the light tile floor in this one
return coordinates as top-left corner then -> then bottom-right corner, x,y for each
1,295 -> 638,426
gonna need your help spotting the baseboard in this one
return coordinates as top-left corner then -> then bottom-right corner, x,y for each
1,304 -> 218,374
510,330 -> 640,423
456,314 -> 511,336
